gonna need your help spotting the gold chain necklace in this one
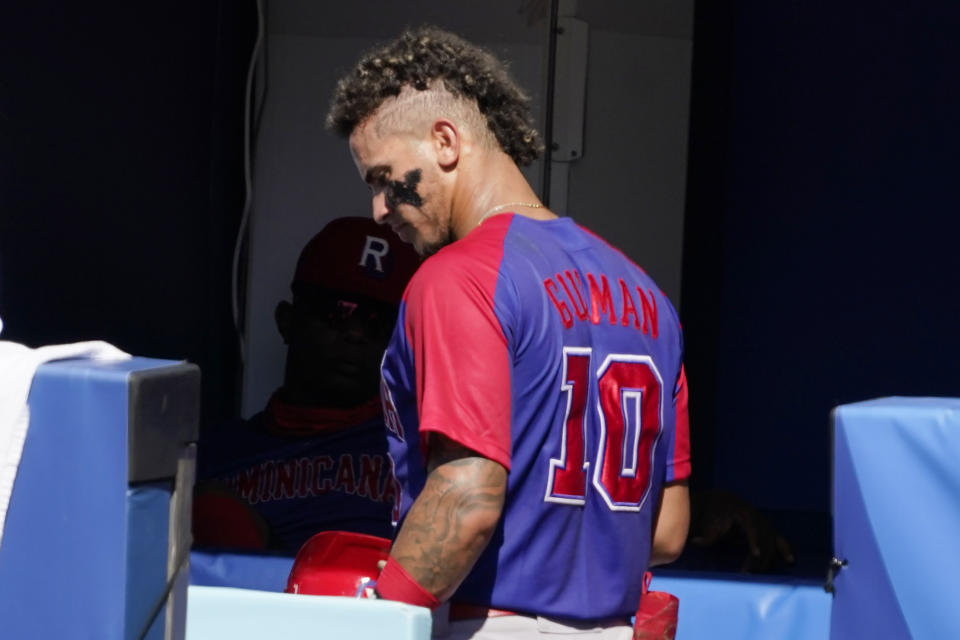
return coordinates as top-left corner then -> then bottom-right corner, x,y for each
476,202 -> 543,227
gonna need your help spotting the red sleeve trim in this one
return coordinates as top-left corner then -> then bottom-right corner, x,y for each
419,426 -> 512,471
667,364 -> 692,481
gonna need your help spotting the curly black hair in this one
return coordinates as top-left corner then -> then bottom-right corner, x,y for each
326,26 -> 543,166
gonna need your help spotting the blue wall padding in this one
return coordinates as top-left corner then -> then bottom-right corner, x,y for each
831,398 -> 960,639
650,572 -> 831,640
185,586 -> 431,640
831,411 -> 910,640
189,555 -> 834,639
0,357 -> 182,639
0,359 -> 132,639
190,550 -> 295,593
126,484 -> 172,640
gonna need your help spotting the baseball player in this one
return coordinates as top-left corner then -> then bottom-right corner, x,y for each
328,27 -> 690,638
192,217 -> 419,555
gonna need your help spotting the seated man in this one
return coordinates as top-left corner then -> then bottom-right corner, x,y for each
192,217 -> 419,555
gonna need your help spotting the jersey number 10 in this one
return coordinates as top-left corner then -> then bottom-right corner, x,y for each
545,348 -> 663,512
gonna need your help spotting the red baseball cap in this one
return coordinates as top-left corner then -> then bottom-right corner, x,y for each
292,217 -> 420,306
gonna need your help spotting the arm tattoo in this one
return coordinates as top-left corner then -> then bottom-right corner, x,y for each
390,435 -> 507,602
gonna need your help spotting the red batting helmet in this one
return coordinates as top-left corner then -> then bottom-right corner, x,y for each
285,531 -> 391,597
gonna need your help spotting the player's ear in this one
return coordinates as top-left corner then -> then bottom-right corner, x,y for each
275,300 -> 293,344
431,118 -> 460,170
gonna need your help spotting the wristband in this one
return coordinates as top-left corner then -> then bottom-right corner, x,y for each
375,557 -> 440,610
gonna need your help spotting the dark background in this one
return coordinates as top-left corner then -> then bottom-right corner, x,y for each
2,1 -> 958,567
0,2 -> 254,423
680,1 -> 960,560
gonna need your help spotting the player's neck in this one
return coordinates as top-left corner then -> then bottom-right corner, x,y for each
449,152 -> 553,239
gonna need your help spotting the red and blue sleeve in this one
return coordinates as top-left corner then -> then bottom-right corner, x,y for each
401,228 -> 513,470
665,364 -> 691,482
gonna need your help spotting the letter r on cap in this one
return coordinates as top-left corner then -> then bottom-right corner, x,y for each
359,236 -> 389,273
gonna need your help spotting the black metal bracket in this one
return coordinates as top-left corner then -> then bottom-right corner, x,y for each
824,556 -> 847,593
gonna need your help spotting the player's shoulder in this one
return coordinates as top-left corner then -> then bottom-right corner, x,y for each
402,249 -> 469,302
571,221 -> 646,272
403,220 -> 512,299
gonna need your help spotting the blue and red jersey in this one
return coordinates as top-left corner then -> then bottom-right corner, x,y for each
195,394 -> 397,554
380,214 -> 690,620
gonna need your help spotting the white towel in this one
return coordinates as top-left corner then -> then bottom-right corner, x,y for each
0,337 -> 130,549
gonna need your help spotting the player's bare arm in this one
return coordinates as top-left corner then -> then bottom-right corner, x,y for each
389,434 -> 507,601
649,480 -> 690,566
